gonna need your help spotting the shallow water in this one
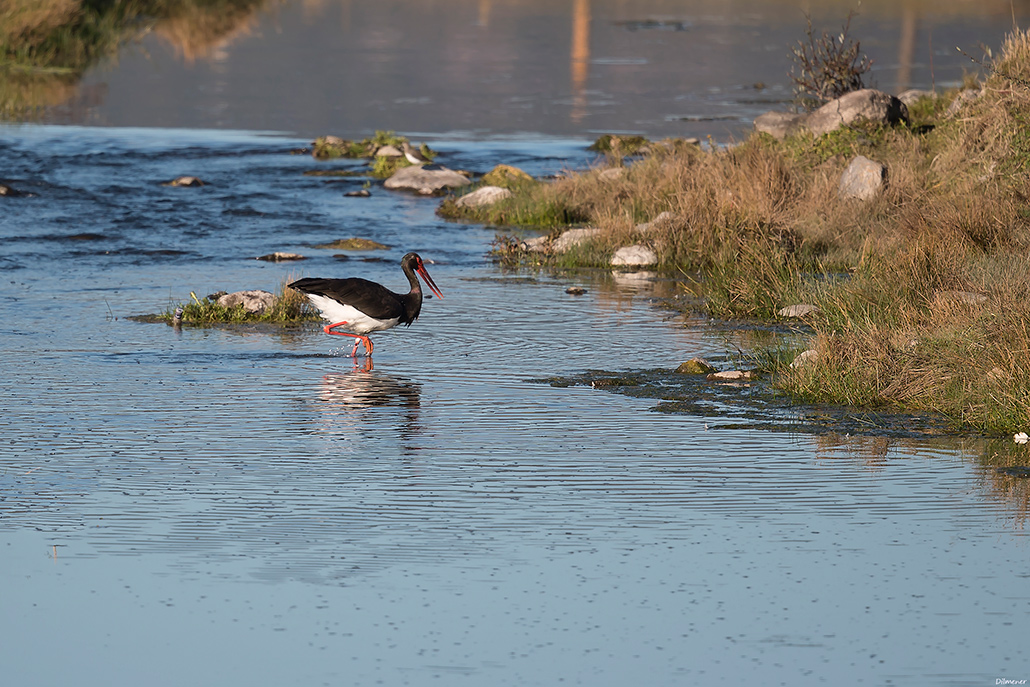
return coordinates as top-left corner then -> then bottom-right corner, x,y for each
2,126 -> 1030,686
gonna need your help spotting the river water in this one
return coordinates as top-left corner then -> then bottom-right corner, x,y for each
3,1 -> 1030,685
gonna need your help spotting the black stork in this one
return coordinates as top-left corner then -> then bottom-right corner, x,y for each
289,252 -> 443,357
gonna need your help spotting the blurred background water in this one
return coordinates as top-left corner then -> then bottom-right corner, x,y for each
15,0 -> 1030,139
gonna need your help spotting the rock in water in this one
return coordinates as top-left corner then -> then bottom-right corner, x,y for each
454,185 -> 513,208
482,164 -> 533,187
165,176 -> 204,187
551,227 -> 602,252
217,290 -> 274,314
676,358 -> 717,375
611,245 -> 658,267
384,165 -> 470,195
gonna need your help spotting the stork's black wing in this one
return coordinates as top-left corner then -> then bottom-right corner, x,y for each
289,277 -> 408,321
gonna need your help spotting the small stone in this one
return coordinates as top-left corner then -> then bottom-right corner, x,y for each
454,185 -> 513,208
790,349 -> 819,369
217,290 -> 274,314
707,370 -> 753,381
939,290 -> 988,305
1015,432 -> 1029,444
344,189 -> 371,197
565,286 -> 587,295
611,245 -> 658,267
375,144 -> 404,158
778,304 -> 820,318
635,211 -> 678,233
839,156 -> 886,201
165,176 -> 204,187
521,236 -> 549,252
897,89 -> 935,106
598,167 -> 626,182
256,252 -> 306,262
945,88 -> 982,118
676,358 -> 717,375
551,227 -> 603,252
0,183 -> 25,196
986,367 -> 1012,383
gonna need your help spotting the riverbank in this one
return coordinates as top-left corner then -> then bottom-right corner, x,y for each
442,31 -> 1030,435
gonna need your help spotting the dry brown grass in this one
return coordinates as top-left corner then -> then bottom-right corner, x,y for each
459,30 -> 1030,432
0,0 -> 81,45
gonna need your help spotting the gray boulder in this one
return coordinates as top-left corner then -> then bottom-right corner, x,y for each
804,89 -> 908,137
754,89 -> 908,140
384,165 -> 470,195
754,111 -> 806,139
611,245 -> 657,267
839,156 -> 886,201
945,88 -> 983,118
454,185 -> 513,208
551,227 -> 603,252
217,290 -> 275,314
897,89 -> 934,106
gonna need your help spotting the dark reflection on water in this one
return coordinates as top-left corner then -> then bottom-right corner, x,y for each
1,126 -> 1029,686
317,367 -> 424,441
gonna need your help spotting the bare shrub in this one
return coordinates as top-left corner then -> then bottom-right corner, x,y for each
789,12 -> 873,111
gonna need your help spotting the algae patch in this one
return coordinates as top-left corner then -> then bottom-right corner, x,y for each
532,367 -> 958,438
313,238 -> 391,251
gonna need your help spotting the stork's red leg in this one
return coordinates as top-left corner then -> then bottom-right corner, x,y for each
323,321 -> 374,357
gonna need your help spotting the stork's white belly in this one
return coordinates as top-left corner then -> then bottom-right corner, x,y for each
306,294 -> 401,335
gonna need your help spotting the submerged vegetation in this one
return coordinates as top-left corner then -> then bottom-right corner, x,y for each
441,29 -> 1030,434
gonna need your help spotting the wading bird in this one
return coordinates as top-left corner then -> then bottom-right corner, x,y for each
401,141 -> 431,165
289,252 -> 443,357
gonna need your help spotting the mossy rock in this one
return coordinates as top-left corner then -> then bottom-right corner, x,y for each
482,164 -> 534,188
312,131 -> 414,160
314,237 -> 391,251
312,136 -> 360,159
589,134 -> 651,155
676,357 -> 718,375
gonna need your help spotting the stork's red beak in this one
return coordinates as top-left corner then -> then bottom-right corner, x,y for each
417,264 -> 444,300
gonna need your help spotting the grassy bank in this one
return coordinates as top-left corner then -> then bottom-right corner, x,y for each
444,31 -> 1030,434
